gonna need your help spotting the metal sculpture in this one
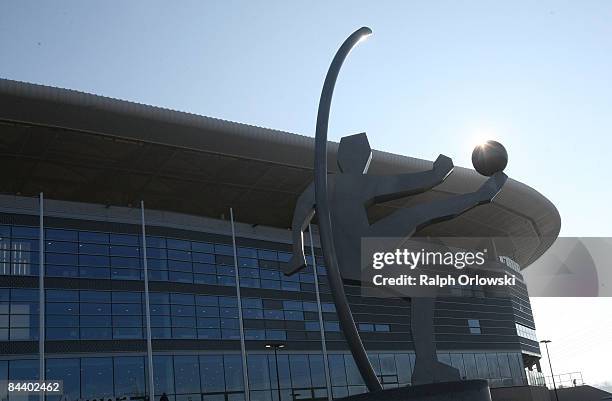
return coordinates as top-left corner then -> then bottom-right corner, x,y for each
284,27 -> 508,392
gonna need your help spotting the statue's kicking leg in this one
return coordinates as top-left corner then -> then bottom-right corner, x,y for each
369,172 -> 507,238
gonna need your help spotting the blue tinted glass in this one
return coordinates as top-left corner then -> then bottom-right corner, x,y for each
46,290 -> 78,302
241,298 -> 262,309
12,226 -> 38,239
110,234 -> 138,246
192,253 -> 215,264
45,241 -> 78,253
9,359 -> 39,381
171,293 -> 194,305
257,250 -> 277,261
167,239 -> 191,251
150,293 -> 170,304
46,253 -> 77,265
46,302 -> 78,315
174,356 -> 201,392
110,246 -> 140,257
80,303 -> 111,315
46,315 -> 79,327
146,236 -> 166,248
79,243 -> 109,255
80,291 -> 111,303
224,355 -> 244,391
198,328 -> 220,339
218,297 -> 237,307
172,305 -> 195,317
79,266 -> 110,279
113,292 -> 142,303
277,252 -> 291,262
46,229 -> 77,241
79,255 -> 110,267
147,247 -> 167,259
79,231 -> 109,243
305,321 -> 320,331
81,327 -> 112,339
81,358 -> 113,398
153,355 -> 175,395
46,327 -> 79,340
168,260 -> 192,272
149,270 -> 168,281
200,355 -> 224,392
81,315 -> 112,327
214,244 -> 234,256
169,271 -> 193,283
46,358 -> 80,401
112,304 -> 142,315
196,295 -> 218,306
111,257 -> 141,268
375,324 -> 390,332
11,288 -> 38,301
191,242 -> 214,253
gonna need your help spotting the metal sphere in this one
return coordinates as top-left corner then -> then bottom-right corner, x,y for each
471,140 -> 508,176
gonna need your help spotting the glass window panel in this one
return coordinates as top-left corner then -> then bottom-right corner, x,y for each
79,231 -> 109,244
110,246 -> 140,257
146,236 -> 166,248
46,290 -> 78,302
113,292 -> 142,303
114,356 -> 146,397
79,267 -> 110,279
248,355 -> 271,391
168,250 -> 191,261
486,353 -> 500,379
154,355 -> 175,396
46,253 -> 77,265
81,303 -> 111,315
224,355 -> 244,391
191,242 -> 214,253
497,353 -> 512,378
395,354 -> 412,385
79,291 -> 110,304
309,354 -> 326,388
45,358 -> 80,401
450,354 -> 466,379
200,355 -> 225,393
169,271 -> 193,283
79,255 -> 110,267
81,327 -> 112,339
12,226 -> 39,239
475,353 -> 489,379
45,241 -> 78,253
344,355 -> 364,386
79,243 -> 109,255
289,355 -> 311,388
463,353 -> 478,379
167,239 -> 191,251
109,233 -> 139,246
81,357 -> 113,399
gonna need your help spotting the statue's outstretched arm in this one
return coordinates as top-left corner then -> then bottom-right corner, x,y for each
370,172 -> 507,237
284,182 -> 315,276
367,155 -> 454,205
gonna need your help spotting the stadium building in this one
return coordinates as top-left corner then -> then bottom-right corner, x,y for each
0,79 -> 560,401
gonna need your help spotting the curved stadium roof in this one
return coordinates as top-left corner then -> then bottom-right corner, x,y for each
0,79 -> 560,268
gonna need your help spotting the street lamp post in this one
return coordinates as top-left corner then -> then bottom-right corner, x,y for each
540,340 -> 559,401
265,343 -> 285,401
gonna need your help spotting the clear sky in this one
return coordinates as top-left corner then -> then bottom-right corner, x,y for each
1,0 -> 611,387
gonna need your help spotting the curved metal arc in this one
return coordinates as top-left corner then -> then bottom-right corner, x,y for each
313,26 -> 382,392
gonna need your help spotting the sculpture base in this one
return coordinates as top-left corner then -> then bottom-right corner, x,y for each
336,380 -> 491,401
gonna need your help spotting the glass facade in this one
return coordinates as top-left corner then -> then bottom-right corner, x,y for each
0,213 -> 534,401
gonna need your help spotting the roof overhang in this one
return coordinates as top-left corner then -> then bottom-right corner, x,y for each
0,79 -> 561,268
